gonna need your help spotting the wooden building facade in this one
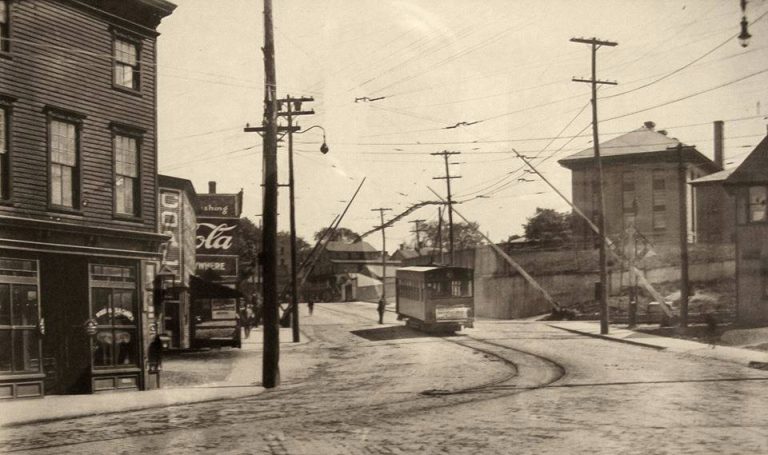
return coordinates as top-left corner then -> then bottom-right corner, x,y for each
725,135 -> 768,324
0,0 -> 175,399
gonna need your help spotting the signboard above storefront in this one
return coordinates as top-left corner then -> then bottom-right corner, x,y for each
196,254 -> 238,278
196,193 -> 241,219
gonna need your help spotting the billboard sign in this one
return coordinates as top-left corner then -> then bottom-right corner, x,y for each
197,194 -> 240,219
196,254 -> 239,277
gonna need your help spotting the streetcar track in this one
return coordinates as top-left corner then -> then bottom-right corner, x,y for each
0,306 -> 567,453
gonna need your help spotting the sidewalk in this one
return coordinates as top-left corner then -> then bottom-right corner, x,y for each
1,326 -> 307,428
547,320 -> 768,367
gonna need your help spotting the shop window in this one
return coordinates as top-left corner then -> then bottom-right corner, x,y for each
48,117 -> 80,209
0,258 -> 41,374
0,105 -> 8,200
113,36 -> 140,90
90,265 -> 138,368
114,133 -> 140,216
0,1 -> 9,53
748,186 -> 767,223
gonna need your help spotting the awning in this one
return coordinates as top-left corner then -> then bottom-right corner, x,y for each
190,275 -> 242,299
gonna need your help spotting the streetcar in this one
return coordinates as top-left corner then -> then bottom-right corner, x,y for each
395,266 -> 474,333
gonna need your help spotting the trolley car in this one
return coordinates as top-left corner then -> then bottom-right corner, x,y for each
395,266 -> 474,333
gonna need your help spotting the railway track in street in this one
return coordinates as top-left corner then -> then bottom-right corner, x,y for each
0,303 -> 566,454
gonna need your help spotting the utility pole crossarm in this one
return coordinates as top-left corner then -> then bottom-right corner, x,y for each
572,78 -> 618,86
570,37 -> 618,47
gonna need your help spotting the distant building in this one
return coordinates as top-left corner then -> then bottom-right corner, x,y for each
725,134 -> 768,324
690,169 -> 735,244
0,0 -> 175,398
558,121 -> 721,247
307,241 -> 397,302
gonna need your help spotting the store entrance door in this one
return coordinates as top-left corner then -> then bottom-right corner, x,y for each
41,256 -> 90,394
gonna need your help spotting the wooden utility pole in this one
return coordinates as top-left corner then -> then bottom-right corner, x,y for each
259,0 -> 279,388
436,207 -> 444,264
571,36 -> 617,335
371,207 -> 392,308
410,219 -> 425,252
676,143 -> 690,328
432,151 -> 461,264
280,95 -> 314,343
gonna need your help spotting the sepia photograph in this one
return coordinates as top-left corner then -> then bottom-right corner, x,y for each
1,0 -> 768,453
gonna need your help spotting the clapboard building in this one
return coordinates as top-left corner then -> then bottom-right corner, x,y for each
0,0 -> 175,399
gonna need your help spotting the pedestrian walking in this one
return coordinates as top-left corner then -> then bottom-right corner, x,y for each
242,304 -> 255,339
704,312 -> 718,349
307,299 -> 314,316
377,298 -> 386,324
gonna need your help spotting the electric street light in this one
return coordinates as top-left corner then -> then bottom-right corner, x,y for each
286,123 -> 329,341
739,0 -> 752,48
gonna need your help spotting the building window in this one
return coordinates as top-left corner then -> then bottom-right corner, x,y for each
0,105 -> 8,200
622,171 -> 636,229
652,170 -> 666,230
748,186 -> 767,223
0,258 -> 41,374
113,37 -> 140,90
114,134 -> 139,216
49,118 -> 80,209
0,1 -> 9,53
90,265 -> 139,368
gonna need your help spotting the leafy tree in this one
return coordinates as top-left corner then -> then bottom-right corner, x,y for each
522,208 -> 573,244
420,220 -> 484,251
313,226 -> 361,243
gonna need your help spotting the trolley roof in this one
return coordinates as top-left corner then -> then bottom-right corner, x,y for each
397,266 -> 473,273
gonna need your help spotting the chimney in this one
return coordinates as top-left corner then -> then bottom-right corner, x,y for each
208,181 -> 217,194
643,121 -> 656,130
713,120 -> 724,169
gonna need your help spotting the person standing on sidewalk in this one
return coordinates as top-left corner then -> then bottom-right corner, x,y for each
307,299 -> 314,316
377,299 -> 386,324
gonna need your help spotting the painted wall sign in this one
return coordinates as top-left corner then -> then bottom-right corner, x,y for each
196,254 -> 239,277
196,220 -> 239,255
159,189 -> 181,274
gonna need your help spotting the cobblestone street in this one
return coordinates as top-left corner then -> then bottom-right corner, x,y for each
3,302 -> 768,454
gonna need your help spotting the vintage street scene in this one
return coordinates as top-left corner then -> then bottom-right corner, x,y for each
1,0 -> 768,453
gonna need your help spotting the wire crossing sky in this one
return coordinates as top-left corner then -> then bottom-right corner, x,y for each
155,0 -> 768,250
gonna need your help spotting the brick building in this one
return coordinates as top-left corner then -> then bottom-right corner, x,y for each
0,0 -> 175,399
558,122 -> 721,247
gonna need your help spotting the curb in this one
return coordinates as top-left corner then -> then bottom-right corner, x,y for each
0,386 -> 266,428
547,323 -> 667,351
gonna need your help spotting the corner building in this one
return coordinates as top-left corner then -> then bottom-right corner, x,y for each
0,0 -> 175,399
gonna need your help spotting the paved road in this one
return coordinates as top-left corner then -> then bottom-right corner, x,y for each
2,302 -> 768,454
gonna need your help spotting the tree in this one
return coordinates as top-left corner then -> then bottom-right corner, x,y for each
313,226 -> 361,243
522,208 -> 573,244
420,220 -> 484,251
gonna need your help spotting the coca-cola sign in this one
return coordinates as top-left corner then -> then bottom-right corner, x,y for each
196,219 -> 238,255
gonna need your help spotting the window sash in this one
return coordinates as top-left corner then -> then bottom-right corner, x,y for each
50,163 -> 74,207
749,186 -> 767,222
115,135 -> 137,177
50,120 -> 76,166
0,1 -> 6,25
113,39 -> 139,89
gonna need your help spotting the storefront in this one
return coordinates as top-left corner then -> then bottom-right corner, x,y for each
0,221 -> 166,399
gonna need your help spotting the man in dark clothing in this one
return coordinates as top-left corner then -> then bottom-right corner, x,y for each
307,299 -> 314,316
377,299 -> 386,324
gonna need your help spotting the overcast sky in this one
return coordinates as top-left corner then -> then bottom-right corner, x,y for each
156,0 -> 768,251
